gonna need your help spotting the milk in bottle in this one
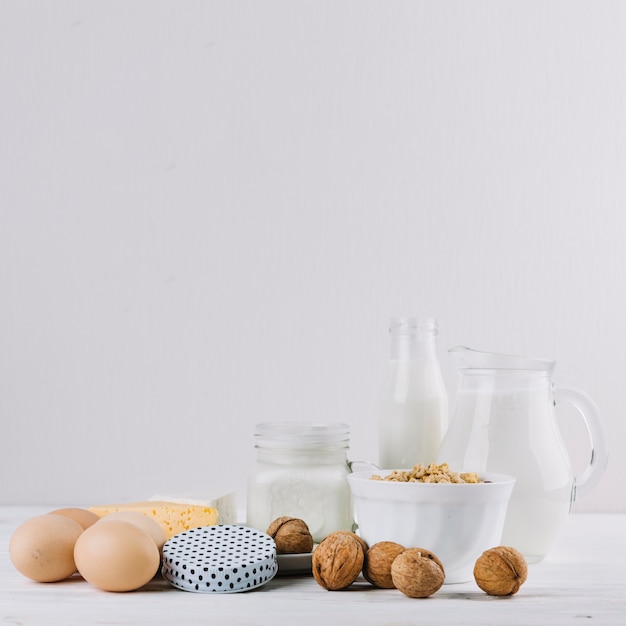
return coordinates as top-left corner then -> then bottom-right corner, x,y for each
378,318 -> 448,469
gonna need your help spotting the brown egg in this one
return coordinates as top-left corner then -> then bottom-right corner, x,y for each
9,514 -> 84,582
49,507 -> 100,530
95,511 -> 166,550
74,520 -> 160,592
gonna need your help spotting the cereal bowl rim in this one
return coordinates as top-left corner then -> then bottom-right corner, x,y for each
348,470 -> 515,492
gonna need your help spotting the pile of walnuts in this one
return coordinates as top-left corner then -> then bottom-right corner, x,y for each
311,531 -> 528,598
263,516 -> 528,599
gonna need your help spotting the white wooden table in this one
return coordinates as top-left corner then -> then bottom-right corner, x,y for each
1,506 -> 625,625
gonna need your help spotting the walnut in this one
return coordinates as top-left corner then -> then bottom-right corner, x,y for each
473,546 -> 528,596
266,517 -> 314,554
312,532 -> 364,590
323,531 -> 368,557
363,541 -> 406,589
390,547 -> 445,598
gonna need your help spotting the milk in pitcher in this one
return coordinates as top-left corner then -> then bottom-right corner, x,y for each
441,386 -> 574,562
437,345 -> 608,563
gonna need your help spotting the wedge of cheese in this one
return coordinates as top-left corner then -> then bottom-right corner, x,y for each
149,492 -> 237,525
88,501 -> 218,540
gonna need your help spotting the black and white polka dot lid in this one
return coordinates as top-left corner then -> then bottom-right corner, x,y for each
161,525 -> 278,593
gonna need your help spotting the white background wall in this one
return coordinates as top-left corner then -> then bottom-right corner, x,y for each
1,0 -> 624,512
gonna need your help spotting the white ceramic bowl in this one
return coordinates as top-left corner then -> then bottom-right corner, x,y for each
348,470 -> 515,584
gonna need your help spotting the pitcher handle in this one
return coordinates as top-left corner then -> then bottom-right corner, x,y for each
556,387 -> 609,499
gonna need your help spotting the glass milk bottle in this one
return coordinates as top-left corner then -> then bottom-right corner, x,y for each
246,422 -> 354,544
378,317 -> 448,469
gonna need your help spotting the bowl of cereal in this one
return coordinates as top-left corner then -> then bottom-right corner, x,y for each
347,463 -> 515,584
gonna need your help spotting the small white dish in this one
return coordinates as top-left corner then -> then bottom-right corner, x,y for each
276,552 -> 313,576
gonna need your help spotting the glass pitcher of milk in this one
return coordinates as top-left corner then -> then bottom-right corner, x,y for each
437,346 -> 609,563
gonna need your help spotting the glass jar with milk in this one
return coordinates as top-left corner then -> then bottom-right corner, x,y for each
378,317 -> 448,469
246,422 -> 354,544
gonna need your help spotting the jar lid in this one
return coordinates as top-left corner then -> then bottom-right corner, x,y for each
254,422 -> 350,450
161,525 -> 278,593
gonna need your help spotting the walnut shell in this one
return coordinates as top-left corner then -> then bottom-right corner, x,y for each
323,531 -> 369,557
473,546 -> 528,596
391,547 -> 445,598
363,541 -> 406,589
266,517 -> 314,554
312,532 -> 364,590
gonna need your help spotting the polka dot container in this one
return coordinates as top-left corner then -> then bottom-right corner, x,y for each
161,524 -> 278,593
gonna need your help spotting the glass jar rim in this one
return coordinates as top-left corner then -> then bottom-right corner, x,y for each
254,422 -> 350,450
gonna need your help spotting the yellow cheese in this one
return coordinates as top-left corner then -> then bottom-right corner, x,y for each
149,492 -> 237,525
88,501 -> 218,540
